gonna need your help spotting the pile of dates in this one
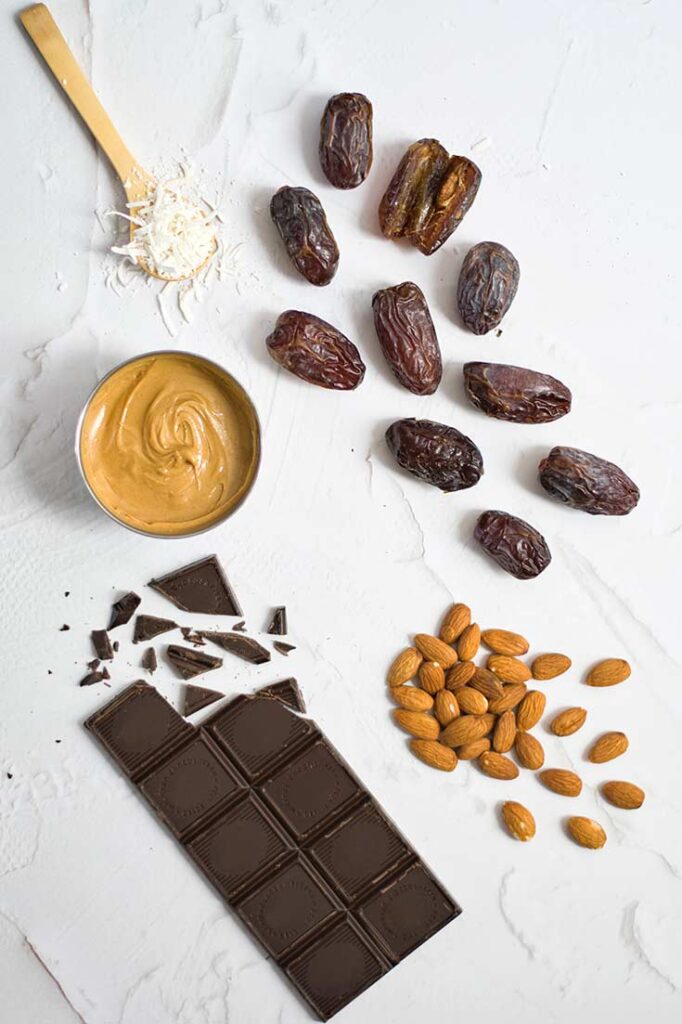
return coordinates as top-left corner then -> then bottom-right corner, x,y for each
264,92 -> 640,580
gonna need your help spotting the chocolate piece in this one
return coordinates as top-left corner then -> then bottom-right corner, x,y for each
133,615 -> 178,644
167,645 -> 223,680
266,606 -> 288,635
91,629 -> 113,661
149,556 -> 243,616
256,678 -> 306,713
79,670 -> 105,687
59,624 -> 70,631
273,641 -> 296,657
113,641 -> 120,653
233,621 -> 247,632
206,695 -> 313,781
181,627 -> 206,646
101,666 -> 110,680
142,648 -> 157,674
183,684 -> 224,717
200,632 -> 270,665
108,591 -> 141,629
88,659 -> 101,671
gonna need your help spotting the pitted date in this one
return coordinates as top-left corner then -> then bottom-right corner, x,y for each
475,510 -> 551,580
379,139 -> 482,255
319,92 -> 373,189
385,418 -> 483,492
538,446 -> 639,516
463,362 -> 571,423
266,310 -> 365,390
372,282 -> 442,395
457,242 -> 520,335
270,186 -> 339,286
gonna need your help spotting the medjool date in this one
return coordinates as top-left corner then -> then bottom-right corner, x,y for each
270,186 -> 339,286
475,511 -> 551,580
385,418 -> 483,492
372,282 -> 442,395
463,362 -> 571,423
379,139 -> 482,255
266,310 -> 365,390
457,242 -> 519,334
319,92 -> 373,189
538,446 -> 639,515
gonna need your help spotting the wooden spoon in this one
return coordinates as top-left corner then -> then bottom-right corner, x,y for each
20,4 -> 215,282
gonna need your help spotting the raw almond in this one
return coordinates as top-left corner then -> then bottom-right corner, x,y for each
501,801 -> 536,841
457,623 -> 481,662
470,667 -> 504,701
488,682 -> 527,714
457,738 -> 491,760
392,709 -> 440,741
410,739 -> 457,772
440,715 -> 489,748
492,710 -> 517,753
391,686 -> 434,712
588,731 -> 629,764
479,751 -> 519,780
550,707 -> 587,737
488,655 -> 532,684
439,603 -> 471,644
532,653 -> 571,680
414,634 -> 458,669
456,687 -> 488,716
514,731 -> 545,770
481,629 -> 529,656
601,780 -> 645,810
516,690 -> 546,731
387,647 -> 423,686
586,658 -> 631,687
433,690 -> 460,726
419,661 -> 446,694
446,661 -> 476,691
478,713 -> 497,735
567,816 -> 607,849
540,768 -> 582,797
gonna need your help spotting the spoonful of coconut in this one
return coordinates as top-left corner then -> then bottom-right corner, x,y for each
20,4 -> 218,282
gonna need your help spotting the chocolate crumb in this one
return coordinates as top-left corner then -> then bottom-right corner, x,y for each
113,641 -> 119,652
102,666 -> 111,680
6,773 -> 12,780
64,591 -> 70,597
59,624 -> 70,632
233,620 -> 247,632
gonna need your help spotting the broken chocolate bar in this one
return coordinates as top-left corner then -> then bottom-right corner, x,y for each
183,684 -> 224,717
91,629 -> 113,661
133,615 -> 178,644
167,645 -> 223,680
149,556 -> 243,616
200,632 -> 270,665
108,591 -> 141,629
266,606 -> 288,635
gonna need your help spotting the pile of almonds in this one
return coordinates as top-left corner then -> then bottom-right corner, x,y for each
387,604 -> 644,849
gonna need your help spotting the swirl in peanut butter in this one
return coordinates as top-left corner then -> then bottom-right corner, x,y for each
80,354 -> 259,535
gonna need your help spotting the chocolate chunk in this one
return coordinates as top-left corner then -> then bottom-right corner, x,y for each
256,678 -> 306,713
108,591 -> 141,629
142,647 -> 157,674
183,684 -> 224,717
233,621 -> 247,632
91,629 -> 113,661
88,659 -> 101,671
149,556 -> 243,616
79,670 -> 105,687
113,641 -> 119,653
273,641 -> 296,657
200,632 -> 270,665
181,627 -> 206,647
59,624 -> 70,631
133,615 -> 178,644
167,645 -> 223,680
101,666 -> 110,680
266,606 -> 288,635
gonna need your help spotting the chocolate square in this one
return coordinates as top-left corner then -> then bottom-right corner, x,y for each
206,695 -> 313,781
148,555 -> 242,616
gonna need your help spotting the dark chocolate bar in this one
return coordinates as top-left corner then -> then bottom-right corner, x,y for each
85,682 -> 460,1019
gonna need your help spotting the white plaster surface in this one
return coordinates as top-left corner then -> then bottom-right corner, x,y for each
1,0 -> 681,1021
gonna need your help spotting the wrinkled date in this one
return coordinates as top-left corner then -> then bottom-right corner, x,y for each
475,510 -> 551,580
463,362 -> 571,423
385,418 -> 483,492
270,186 -> 339,286
266,310 -> 365,390
379,139 -> 482,255
319,92 -> 373,189
539,446 -> 640,515
457,242 -> 520,335
372,282 -> 442,395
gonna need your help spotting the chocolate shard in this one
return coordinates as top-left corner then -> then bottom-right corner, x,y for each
256,678 -> 306,713
273,641 -> 296,657
142,647 -> 157,674
183,683 -> 224,717
181,627 -> 206,647
233,621 -> 247,632
108,591 -> 141,629
149,556 -> 243,616
133,614 -> 178,644
167,644 -> 223,680
79,670 -> 105,687
87,659 -> 101,671
91,629 -> 113,661
200,632 -> 271,665
266,607 -> 288,635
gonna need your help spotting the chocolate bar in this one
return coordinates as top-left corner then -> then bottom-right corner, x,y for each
85,682 -> 460,1019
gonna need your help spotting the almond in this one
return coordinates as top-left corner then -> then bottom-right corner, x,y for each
387,647 -> 423,686
479,712 -> 497,735
446,661 -> 476,691
410,739 -> 457,772
456,687 -> 488,716
391,686 -> 434,712
439,603 -> 471,644
516,690 -> 546,731
419,661 -> 446,694
493,710 -> 517,753
440,714 -> 489,748
514,731 -> 545,770
470,667 -> 504,701
414,634 -> 458,669
588,731 -> 628,764
540,768 -> 582,797
489,682 -> 527,714
567,816 -> 607,849
501,801 -> 536,841
532,653 -> 571,680
601,780 -> 645,810
456,738 -> 491,760
488,655 -> 532,684
457,623 -> 481,662
433,690 -> 460,726
479,751 -> 519,780
586,658 -> 631,687
392,709 -> 440,741
481,629 -> 529,656
550,707 -> 587,737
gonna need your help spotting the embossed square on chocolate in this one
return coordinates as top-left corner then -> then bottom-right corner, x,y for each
206,695 -> 314,781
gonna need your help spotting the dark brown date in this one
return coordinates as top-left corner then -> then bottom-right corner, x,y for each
266,310 -> 365,390
319,92 -> 373,189
463,362 -> 571,423
270,186 -> 339,286
379,139 -> 482,255
372,282 -> 442,395
385,418 -> 483,492
538,446 -> 640,515
474,510 -> 551,580
457,242 -> 520,334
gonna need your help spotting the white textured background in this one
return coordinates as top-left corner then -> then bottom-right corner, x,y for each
1,0 -> 681,1021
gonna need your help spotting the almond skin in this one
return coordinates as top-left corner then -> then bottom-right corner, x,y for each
392,709 -> 440,740
489,682 -> 527,714
439,603 -> 471,644
478,712 -> 497,735
481,629 -> 529,656
446,661 -> 476,691
470,667 -> 504,701
419,661 -> 446,694
414,633 -> 458,668
532,653 -> 572,680
387,647 -> 423,686
493,710 -> 517,753
488,655 -> 532,684
456,687 -> 488,716
514,731 -> 545,770
456,738 -> 491,760
586,658 -> 631,687
410,739 -> 457,772
588,731 -> 629,764
567,816 -> 607,849
540,768 -> 582,797
501,801 -> 536,841
516,690 -> 546,731
479,751 -> 519,780
601,780 -> 645,810
550,707 -> 587,737
391,686 -> 434,712
457,623 -> 481,662
441,715 -> 489,748
433,689 -> 460,726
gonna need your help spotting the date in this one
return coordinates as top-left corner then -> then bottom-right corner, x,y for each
457,242 -> 520,335
266,310 -> 365,390
270,186 -> 339,286
463,362 -> 571,423
475,510 -> 551,580
385,418 -> 483,492
319,92 -> 373,189
538,446 -> 639,515
379,139 -> 482,255
372,282 -> 442,395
